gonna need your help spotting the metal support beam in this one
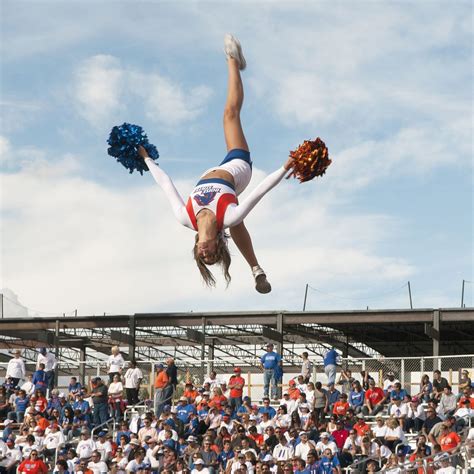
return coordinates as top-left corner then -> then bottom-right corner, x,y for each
79,345 -> 86,385
55,320 -> 60,384
433,310 -> 440,368
128,315 -> 136,361
208,338 -> 215,374
201,317 -> 206,383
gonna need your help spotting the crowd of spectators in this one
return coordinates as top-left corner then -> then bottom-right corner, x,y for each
0,346 -> 472,474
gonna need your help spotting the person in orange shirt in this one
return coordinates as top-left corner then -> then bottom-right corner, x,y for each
154,363 -> 169,417
228,367 -> 245,412
209,387 -> 227,410
333,393 -> 350,417
353,414 -> 371,437
183,382 -> 198,402
438,424 -> 461,452
288,380 -> 301,400
457,387 -> 474,408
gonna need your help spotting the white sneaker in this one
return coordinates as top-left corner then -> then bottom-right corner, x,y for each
252,265 -> 271,294
224,33 -> 247,71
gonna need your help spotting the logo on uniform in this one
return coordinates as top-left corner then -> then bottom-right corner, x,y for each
194,191 -> 217,206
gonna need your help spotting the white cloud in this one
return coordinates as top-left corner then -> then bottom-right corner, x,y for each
1,157 -> 415,314
71,56 -> 213,130
72,55 -> 125,127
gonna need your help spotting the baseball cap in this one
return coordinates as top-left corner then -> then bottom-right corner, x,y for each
98,431 -> 107,437
266,342 -> 273,347
129,439 -> 140,446
411,397 -> 419,403
91,377 -> 101,383
387,371 -> 394,376
187,436 -> 197,442
320,432 -> 330,438
194,459 -> 204,465
289,380 -> 296,386
179,396 -> 188,402
234,367 -> 242,372
155,363 -> 164,369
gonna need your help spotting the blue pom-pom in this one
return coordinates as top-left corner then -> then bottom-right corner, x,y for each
107,123 -> 159,175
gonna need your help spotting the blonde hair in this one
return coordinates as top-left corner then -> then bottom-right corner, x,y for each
193,233 -> 231,287
386,417 -> 399,429
111,346 -> 120,355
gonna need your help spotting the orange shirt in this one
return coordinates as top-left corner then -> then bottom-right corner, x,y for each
183,389 -> 198,402
209,394 -> 227,410
439,431 -> 461,451
354,421 -> 371,437
333,401 -> 350,416
229,375 -> 245,398
154,371 -> 169,389
288,388 -> 301,400
458,396 -> 474,408
37,417 -> 49,431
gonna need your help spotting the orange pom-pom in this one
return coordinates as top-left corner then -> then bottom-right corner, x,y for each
289,138 -> 331,183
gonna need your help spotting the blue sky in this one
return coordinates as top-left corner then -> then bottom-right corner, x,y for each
1,0 -> 472,316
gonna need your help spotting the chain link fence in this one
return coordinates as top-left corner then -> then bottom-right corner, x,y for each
0,354 -> 472,402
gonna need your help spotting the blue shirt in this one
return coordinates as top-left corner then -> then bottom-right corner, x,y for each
258,406 -> 277,418
323,349 -> 338,367
218,449 -> 234,468
176,404 -> 196,423
318,455 -> 340,473
327,388 -> 341,406
261,351 -> 281,370
15,396 -> 29,412
390,389 -> 408,400
349,390 -> 365,407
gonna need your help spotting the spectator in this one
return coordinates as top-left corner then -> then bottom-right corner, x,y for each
203,371 -> 222,391
363,379 -> 385,416
228,368 -> 245,412
423,407 -> 444,439
326,384 -> 341,414
319,447 -> 342,473
36,348 -> 57,393
406,396 -> 426,433
337,369 -> 355,394
383,372 -> 399,395
153,363 -> 169,418
32,364 -> 48,395
438,423 -> 461,453
458,369 -> 471,391
384,417 -> 406,452
107,346 -> 125,384
95,432 -> 113,462
260,343 -> 281,401
416,374 -> 433,402
108,374 -> 125,422
90,377 -> 108,427
0,437 -> 21,472
433,370 -> 449,399
332,392 -> 349,417
323,347 -> 338,386
300,352 -> 312,384
6,350 -> 25,387
77,429 -> 96,459
165,357 -> 178,396
348,380 -> 365,414
287,380 -> 301,401
88,450 -> 109,473
67,377 -> 82,400
439,386 -> 457,417
21,374 -> 35,397
17,450 -> 48,474
123,361 -> 142,406
315,432 -> 337,456
295,431 -> 317,461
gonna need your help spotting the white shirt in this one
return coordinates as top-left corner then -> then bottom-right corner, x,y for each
44,430 -> 65,449
295,440 -> 317,460
77,438 -> 96,459
96,440 -> 112,461
108,381 -> 124,396
0,447 -> 21,468
315,440 -> 338,455
20,380 -> 35,396
37,352 -> 57,371
87,460 -> 109,474
108,353 -> 125,373
373,424 -> 388,438
191,468 -> 210,474
383,378 -> 400,392
6,357 -> 25,379
390,402 -> 409,418
124,368 -> 143,389
435,468 -> 456,474
272,443 -> 294,461
203,376 -> 222,390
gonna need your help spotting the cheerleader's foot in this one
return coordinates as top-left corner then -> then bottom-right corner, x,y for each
252,265 -> 271,294
224,33 -> 246,70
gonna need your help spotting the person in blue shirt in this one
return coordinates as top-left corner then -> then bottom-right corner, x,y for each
258,397 -> 277,418
326,384 -> 341,413
318,448 -> 341,473
390,382 -> 408,401
13,389 -> 29,422
176,396 -> 196,424
218,439 -> 234,470
305,450 -> 320,474
32,363 -> 48,394
349,381 -> 365,414
323,348 -> 339,386
260,342 -> 282,400
68,377 -> 82,397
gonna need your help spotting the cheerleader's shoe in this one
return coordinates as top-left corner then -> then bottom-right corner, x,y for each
252,265 -> 271,294
224,33 -> 247,70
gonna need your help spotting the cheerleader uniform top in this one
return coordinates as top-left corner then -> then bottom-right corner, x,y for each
144,157 -> 287,231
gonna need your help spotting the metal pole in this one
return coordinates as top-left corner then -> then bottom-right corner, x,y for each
408,281 -> 413,309
303,284 -> 309,311
0,293 -> 3,319
201,317 -> 206,384
461,280 -> 465,308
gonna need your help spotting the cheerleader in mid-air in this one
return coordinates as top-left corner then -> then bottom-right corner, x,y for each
110,35 -> 331,292
138,34 -> 296,293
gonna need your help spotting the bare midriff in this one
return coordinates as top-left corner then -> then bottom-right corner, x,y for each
201,169 -> 235,186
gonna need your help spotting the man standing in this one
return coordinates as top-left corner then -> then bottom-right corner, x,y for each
90,377 -> 108,427
37,348 -> 57,393
260,343 -> 281,401
300,352 -> 312,384
164,357 -> 178,406
124,360 -> 143,406
6,350 -> 25,387
323,347 -> 338,386
153,363 -> 169,417
228,367 -> 245,412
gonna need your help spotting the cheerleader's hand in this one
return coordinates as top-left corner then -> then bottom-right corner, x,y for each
284,156 -> 296,179
137,145 -> 149,159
